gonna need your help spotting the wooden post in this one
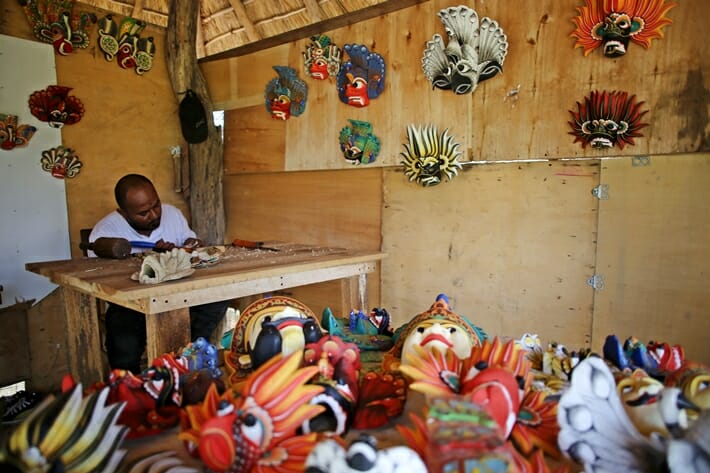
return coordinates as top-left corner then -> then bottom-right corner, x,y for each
166,0 -> 226,245
62,289 -> 105,385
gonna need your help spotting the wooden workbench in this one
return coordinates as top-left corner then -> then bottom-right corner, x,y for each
26,243 -> 385,386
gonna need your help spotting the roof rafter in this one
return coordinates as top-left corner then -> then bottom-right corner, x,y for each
228,0 -> 262,42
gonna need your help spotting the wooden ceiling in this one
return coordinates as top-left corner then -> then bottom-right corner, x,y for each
76,0 -> 426,62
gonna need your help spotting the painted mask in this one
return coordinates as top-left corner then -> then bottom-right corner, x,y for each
302,335 -> 361,435
264,66 -> 308,120
400,124 -> 463,186
571,0 -> 676,57
0,114 -> 36,150
98,14 -> 155,75
19,0 -> 97,55
184,354 -> 324,473
615,368 -> 667,436
423,6 -> 508,95
303,35 -> 342,80
306,435 -> 427,473
336,44 -> 385,107
569,90 -> 648,150
339,119 -> 381,165
40,146 -> 82,179
28,86 -> 84,128
385,293 -> 487,371
228,296 -> 323,374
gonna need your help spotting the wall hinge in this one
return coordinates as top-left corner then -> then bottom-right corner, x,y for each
587,274 -> 605,291
591,184 -> 609,200
632,155 -> 651,167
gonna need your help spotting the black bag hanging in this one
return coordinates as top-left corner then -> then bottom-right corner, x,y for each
179,89 -> 208,143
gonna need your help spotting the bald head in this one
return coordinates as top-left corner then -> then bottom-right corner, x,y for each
114,174 -> 155,210
114,174 -> 162,235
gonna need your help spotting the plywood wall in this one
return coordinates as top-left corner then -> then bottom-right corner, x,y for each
223,168 -> 382,313
593,153 -> 710,364
204,0 -> 709,172
382,160 -> 599,347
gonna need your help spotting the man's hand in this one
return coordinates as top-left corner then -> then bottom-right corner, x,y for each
183,238 -> 202,249
152,239 -> 176,252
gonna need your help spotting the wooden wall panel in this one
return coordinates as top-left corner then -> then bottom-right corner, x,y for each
479,0 -> 709,160
382,160 -> 599,347
223,168 -> 382,314
203,0 -> 709,172
593,154 -> 710,365
202,46 -> 289,110
224,105 -> 286,173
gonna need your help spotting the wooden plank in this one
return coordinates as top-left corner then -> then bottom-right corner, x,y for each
0,302 -> 32,386
593,153 -> 710,365
224,105 -> 285,173
27,248 -> 385,313
62,289 -> 105,385
382,160 -> 599,348
224,168 -> 383,312
27,289 -> 69,392
145,308 -> 190,361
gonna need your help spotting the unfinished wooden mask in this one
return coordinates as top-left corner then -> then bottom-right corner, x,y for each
303,34 -> 342,80
336,44 -> 386,107
19,0 -> 97,55
264,66 -> 308,120
422,6 -> 508,95
571,0 -> 676,57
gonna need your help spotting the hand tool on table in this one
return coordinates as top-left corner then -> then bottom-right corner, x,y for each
232,238 -> 280,251
79,237 -> 132,259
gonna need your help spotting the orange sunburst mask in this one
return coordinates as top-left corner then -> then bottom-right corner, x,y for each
571,0 -> 676,57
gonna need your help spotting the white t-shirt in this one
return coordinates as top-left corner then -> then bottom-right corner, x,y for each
88,204 -> 196,256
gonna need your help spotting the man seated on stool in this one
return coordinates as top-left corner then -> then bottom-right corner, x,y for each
89,173 -> 230,373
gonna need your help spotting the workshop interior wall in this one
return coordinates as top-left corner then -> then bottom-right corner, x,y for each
1,0 -> 709,372
205,0 -> 710,362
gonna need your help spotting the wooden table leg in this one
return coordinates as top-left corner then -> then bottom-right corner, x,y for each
341,273 -> 368,315
62,288 -> 104,385
145,308 -> 191,362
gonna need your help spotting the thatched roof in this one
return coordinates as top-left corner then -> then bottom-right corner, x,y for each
76,0 -> 425,62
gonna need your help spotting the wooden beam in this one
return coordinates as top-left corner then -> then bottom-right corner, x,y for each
131,0 -> 143,18
303,0 -> 324,22
167,0 -> 226,246
229,0 -> 262,42
199,0 -> 427,62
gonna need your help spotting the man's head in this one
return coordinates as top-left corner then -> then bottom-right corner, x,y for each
114,174 -> 162,234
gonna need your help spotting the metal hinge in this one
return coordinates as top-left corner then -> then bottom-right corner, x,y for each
587,274 -> 605,291
632,156 -> 651,167
591,184 -> 609,200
